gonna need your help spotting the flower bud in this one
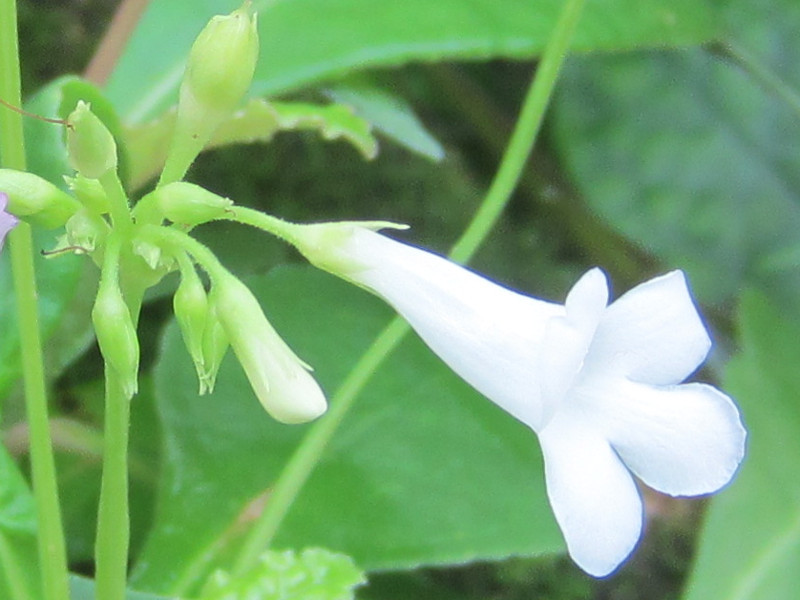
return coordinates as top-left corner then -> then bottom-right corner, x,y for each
160,4 -> 259,184
92,279 -> 140,399
174,265 -> 210,384
63,208 -> 109,253
65,174 -> 110,214
67,101 -> 117,179
149,182 -> 233,226
183,4 -> 259,117
209,273 -> 326,424
0,169 -> 81,228
200,305 -> 229,394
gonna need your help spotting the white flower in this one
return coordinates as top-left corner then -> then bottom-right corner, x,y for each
0,192 -> 19,252
294,223 -> 746,577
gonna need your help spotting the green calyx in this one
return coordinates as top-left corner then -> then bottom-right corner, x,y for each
67,101 -> 118,179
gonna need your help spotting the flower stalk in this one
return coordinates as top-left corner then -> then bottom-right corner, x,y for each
0,0 -> 70,598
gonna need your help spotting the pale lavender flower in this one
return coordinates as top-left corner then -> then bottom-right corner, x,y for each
0,192 -> 19,252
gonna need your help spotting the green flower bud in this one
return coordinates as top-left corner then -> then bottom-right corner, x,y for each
160,4 -> 259,184
67,101 -> 117,179
65,174 -> 110,214
183,4 -> 259,117
210,273 -> 326,424
0,168 -> 81,228
200,304 -> 229,395
150,182 -> 233,227
64,208 -> 109,253
174,264 -> 210,384
92,280 -> 140,399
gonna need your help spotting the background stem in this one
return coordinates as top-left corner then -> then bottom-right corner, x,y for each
228,0 -> 587,580
0,0 -> 70,598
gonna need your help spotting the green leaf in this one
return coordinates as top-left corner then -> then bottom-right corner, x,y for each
552,43 -> 800,306
200,548 -> 365,600
326,83 -> 445,161
69,575 -> 177,600
0,446 -> 40,600
125,98 -> 377,189
106,0 -> 717,124
682,292 -> 800,600
132,266 -> 562,594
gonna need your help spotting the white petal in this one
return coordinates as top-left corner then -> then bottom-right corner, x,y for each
538,269 -> 609,427
538,412 -> 643,577
586,271 -> 711,385
582,377 -> 746,496
335,227 -> 563,430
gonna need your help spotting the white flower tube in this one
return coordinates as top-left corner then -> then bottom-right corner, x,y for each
292,223 -> 746,577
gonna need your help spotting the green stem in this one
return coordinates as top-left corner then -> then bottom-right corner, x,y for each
138,224 -> 228,282
99,169 -> 133,235
0,531 -> 35,600
228,0 -> 587,580
94,367 -> 132,600
93,237 -> 141,600
0,1 -> 70,599
709,40 -> 800,121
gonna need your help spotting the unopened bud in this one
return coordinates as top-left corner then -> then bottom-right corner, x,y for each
63,208 -> 109,253
149,182 -> 232,227
160,4 -> 259,184
200,304 -> 229,394
67,101 -> 117,179
1,192 -> 19,251
65,174 -> 110,214
174,265 -> 210,384
210,273 -> 326,423
92,280 -> 139,399
0,169 -> 81,228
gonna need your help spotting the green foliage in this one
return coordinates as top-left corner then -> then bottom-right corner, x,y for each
552,41 -> 800,307
0,445 -> 40,600
125,99 -> 378,190
104,0 -> 716,124
200,548 -> 365,600
682,292 -> 800,600
69,575 -> 176,600
131,267 -> 562,594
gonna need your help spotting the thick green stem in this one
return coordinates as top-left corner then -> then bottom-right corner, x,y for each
0,1 -> 70,599
228,0 -> 587,580
93,367 -> 133,600
93,236 -> 142,600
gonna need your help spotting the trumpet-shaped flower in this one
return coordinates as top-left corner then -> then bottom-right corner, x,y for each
0,192 -> 18,252
294,223 -> 746,577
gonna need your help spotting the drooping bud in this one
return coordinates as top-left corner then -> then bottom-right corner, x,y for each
65,174 -> 110,215
0,169 -> 81,228
67,101 -> 118,179
160,3 -> 259,185
92,277 -> 140,399
209,272 -> 326,424
173,263 -> 211,385
148,182 -> 233,227
200,305 -> 229,394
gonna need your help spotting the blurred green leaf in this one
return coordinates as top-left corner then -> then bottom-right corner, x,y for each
326,83 -> 445,161
200,548 -> 365,600
132,266 -> 562,594
682,292 -> 800,600
0,446 -> 40,600
106,0 -> 717,124
552,42 -> 800,306
125,98 -> 378,190
69,575 -> 177,600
